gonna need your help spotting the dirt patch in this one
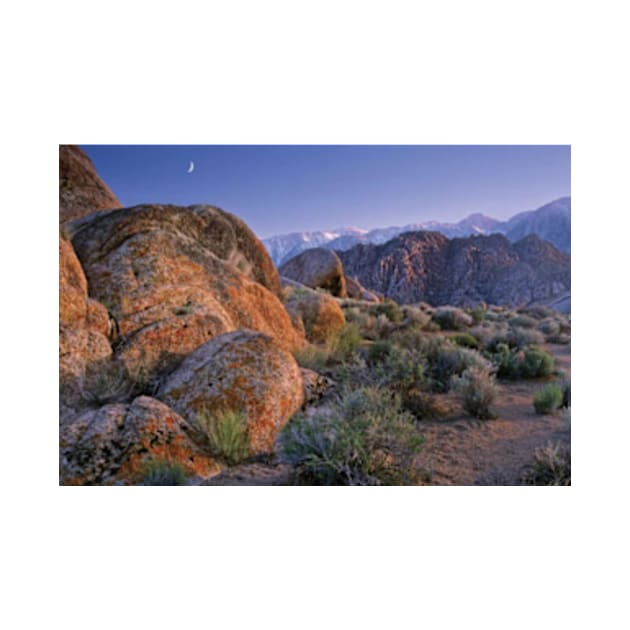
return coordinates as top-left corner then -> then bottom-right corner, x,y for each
204,342 -> 571,486
415,342 -> 571,485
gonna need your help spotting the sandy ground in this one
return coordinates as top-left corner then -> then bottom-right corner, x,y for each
202,343 -> 571,486
414,343 -> 570,485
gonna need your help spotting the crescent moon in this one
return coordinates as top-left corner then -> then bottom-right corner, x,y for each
187,161 -> 195,174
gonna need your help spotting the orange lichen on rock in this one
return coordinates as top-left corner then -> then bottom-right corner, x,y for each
59,396 -> 220,485
157,330 -> 304,454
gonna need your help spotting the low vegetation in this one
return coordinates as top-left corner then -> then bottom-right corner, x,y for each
197,408 -> 250,465
521,442 -> 571,486
140,460 -> 188,486
280,387 -> 425,485
432,306 -> 473,330
451,366 -> 498,419
533,383 -> 564,414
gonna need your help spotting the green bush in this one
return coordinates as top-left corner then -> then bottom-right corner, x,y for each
374,345 -> 426,393
432,306 -> 473,330
521,442 -> 571,485
368,300 -> 404,323
425,340 -> 493,392
490,344 -> 555,379
451,366 -> 498,420
489,325 -> 545,351
140,460 -> 187,486
448,332 -> 480,349
468,306 -> 487,324
533,383 -> 564,414
330,322 -> 363,363
366,340 -> 395,365
490,343 -> 521,379
280,387 -> 425,485
521,347 -> 555,378
197,408 -> 250,465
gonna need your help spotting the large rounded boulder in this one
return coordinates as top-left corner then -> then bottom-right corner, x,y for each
157,330 -> 304,454
285,290 -> 346,345
64,204 -> 303,377
59,145 -> 121,224
59,234 -> 114,418
279,248 -> 347,297
60,396 -> 220,485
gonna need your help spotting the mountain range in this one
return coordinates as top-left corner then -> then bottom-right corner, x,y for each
338,231 -> 570,308
263,197 -> 571,266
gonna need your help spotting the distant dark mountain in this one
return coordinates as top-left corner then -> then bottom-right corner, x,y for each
262,197 -> 571,265
503,197 -> 571,253
338,231 -> 570,307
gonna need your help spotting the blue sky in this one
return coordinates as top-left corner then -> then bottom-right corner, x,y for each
81,145 -> 570,238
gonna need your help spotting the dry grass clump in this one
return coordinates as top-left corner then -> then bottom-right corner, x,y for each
451,366 -> 498,419
80,360 -> 136,406
140,459 -> 188,486
521,442 -> 571,485
197,408 -> 250,465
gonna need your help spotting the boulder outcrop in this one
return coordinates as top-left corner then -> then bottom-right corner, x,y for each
279,247 -> 347,297
65,204 -> 303,377
60,396 -> 220,485
284,290 -> 346,345
157,330 -> 304,454
59,145 -> 121,224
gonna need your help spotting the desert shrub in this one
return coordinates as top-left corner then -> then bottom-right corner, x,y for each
402,388 -> 452,420
509,314 -> 538,329
522,304 -> 556,320
368,299 -> 405,323
468,306 -> 487,324
539,318 -> 561,337
521,442 -> 571,485
451,366 -> 498,419
490,343 -> 522,379
512,326 -> 545,349
432,306 -> 473,330
280,387 -> 425,485
448,332 -> 480,349
197,408 -> 250,465
357,313 -> 397,340
425,341 -> 493,392
366,340 -> 395,365
468,325 -> 496,349
374,345 -> 427,393
490,344 -> 555,379
140,460 -> 187,486
330,322 -> 363,363
401,305 -> 432,329
533,383 -> 564,414
292,343 -> 331,371
488,325 -> 545,351
521,347 -> 555,378
80,360 -> 135,406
